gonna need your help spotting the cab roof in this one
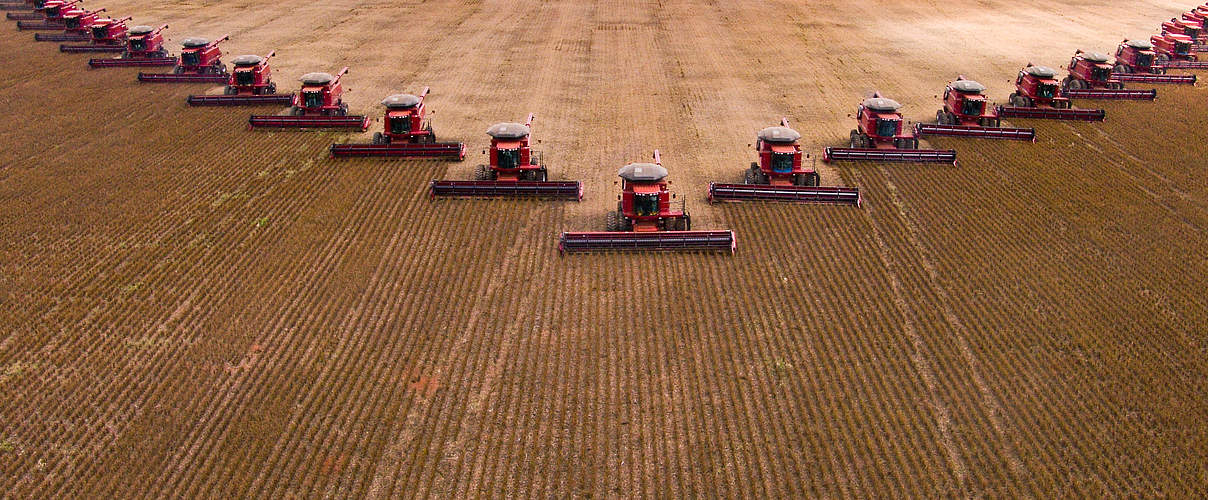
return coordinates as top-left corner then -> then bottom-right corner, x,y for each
757,126 -> 801,143
231,54 -> 263,66
1125,39 -> 1153,50
128,25 -> 155,35
381,93 -> 422,109
1024,65 -> 1057,78
862,97 -> 901,112
299,72 -> 335,85
950,79 -> 986,93
618,163 -> 668,182
486,122 -> 530,139
1079,52 -> 1110,63
181,37 -> 210,48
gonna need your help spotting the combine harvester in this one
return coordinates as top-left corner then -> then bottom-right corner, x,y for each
14,0 -> 78,30
999,65 -> 1105,121
32,6 -> 101,41
4,0 -> 41,19
823,94 -> 956,164
1111,39 -> 1197,84
87,24 -> 176,67
1162,17 -> 1202,42
187,51 -> 293,106
430,114 -> 575,198
559,151 -> 734,254
1152,32 -> 1208,69
0,0 -> 37,12
707,119 -> 860,205
330,88 -> 465,160
915,78 -> 1036,141
1061,51 -> 1157,100
138,35 -> 229,83
248,68 -> 369,131
58,14 -> 128,52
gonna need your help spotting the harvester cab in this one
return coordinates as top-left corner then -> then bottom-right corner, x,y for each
850,95 -> 916,149
373,88 -> 435,145
39,0 -> 78,21
999,64 -> 1106,121
559,151 -> 734,254
248,67 -> 371,130
56,14 -> 128,50
1163,18 -> 1201,42
14,0 -> 76,29
1064,51 -> 1119,90
327,88 -> 464,158
125,24 -> 168,58
1151,33 -> 1196,63
227,51 -> 276,95
914,78 -> 1036,141
175,35 -> 229,74
1115,39 -> 1161,73
475,114 -> 546,182
706,118 -> 862,205
294,68 -> 349,116
88,16 -> 129,44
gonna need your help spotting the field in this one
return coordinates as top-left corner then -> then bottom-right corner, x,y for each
2,0 -> 1208,496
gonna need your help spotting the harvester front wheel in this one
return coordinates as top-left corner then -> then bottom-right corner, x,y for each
849,130 -> 861,148
605,211 -> 621,232
1114,64 -> 1130,74
372,132 -> 385,145
743,168 -> 756,185
1157,54 -> 1171,65
473,165 -> 492,181
290,107 -> 303,116
267,82 -> 277,94
224,86 -> 236,95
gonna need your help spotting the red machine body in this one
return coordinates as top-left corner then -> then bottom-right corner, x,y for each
14,0 -> 78,29
57,14 -> 128,51
249,68 -> 371,130
187,52 -> 294,106
138,35 -> 230,83
997,64 -> 1105,121
329,88 -> 465,159
1111,39 -> 1197,84
32,6 -> 100,41
87,24 -> 177,67
1151,33 -> 1197,63
558,151 -> 734,254
707,118 -> 862,205
1064,51 -> 1157,100
915,77 -> 1036,141
1162,18 -> 1202,42
428,113 -> 578,196
823,94 -> 956,164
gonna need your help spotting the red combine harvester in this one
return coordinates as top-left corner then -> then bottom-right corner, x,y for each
330,88 -> 466,160
248,68 -> 370,130
559,151 -> 735,254
32,6 -> 100,41
138,35 -> 230,83
88,24 -> 176,68
708,118 -> 861,205
1162,18 -> 1202,42
1112,39 -> 1197,84
915,78 -> 1036,141
1000,65 -> 1105,121
4,0 -> 42,19
15,0 -> 78,30
430,114 -> 578,198
58,14 -> 128,52
823,94 -> 956,164
187,51 -> 293,106
1152,33 -> 1208,69
1061,51 -> 1157,100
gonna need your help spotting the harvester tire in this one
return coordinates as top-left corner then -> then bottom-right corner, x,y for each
849,130 -> 861,148
173,65 -> 184,74
372,132 -> 385,145
1114,64 -> 1130,74
267,82 -> 277,94
808,172 -> 820,187
290,107 -> 303,116
224,86 -> 236,95
605,211 -> 621,232
473,165 -> 492,181
744,169 -> 756,185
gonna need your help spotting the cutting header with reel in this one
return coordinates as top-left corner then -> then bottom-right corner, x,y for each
708,118 -> 860,205
430,114 -> 579,200
330,87 -> 466,161
560,151 -> 734,254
